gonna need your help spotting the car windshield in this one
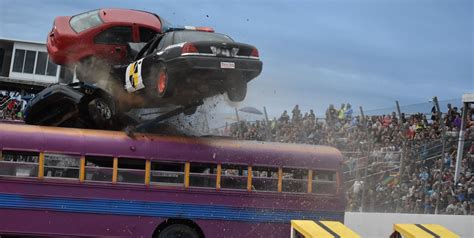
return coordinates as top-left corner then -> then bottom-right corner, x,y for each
173,31 -> 233,44
69,10 -> 103,33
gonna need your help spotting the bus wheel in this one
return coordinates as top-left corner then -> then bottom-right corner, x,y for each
158,224 -> 199,238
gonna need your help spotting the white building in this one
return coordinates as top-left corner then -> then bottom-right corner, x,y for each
0,38 -> 73,94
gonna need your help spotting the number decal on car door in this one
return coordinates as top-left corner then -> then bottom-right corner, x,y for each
125,58 -> 145,93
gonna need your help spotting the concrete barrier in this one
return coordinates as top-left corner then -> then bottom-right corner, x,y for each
345,212 -> 473,238
290,220 -> 361,238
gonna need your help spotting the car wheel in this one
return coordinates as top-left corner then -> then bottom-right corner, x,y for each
155,63 -> 174,98
157,224 -> 199,238
88,97 -> 115,128
227,80 -> 247,102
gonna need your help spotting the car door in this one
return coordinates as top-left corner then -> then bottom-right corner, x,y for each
138,26 -> 158,43
124,34 -> 165,93
93,25 -> 133,64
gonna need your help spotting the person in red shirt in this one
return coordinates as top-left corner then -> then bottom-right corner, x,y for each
7,100 -> 15,110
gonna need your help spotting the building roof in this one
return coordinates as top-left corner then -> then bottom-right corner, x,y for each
0,37 -> 46,45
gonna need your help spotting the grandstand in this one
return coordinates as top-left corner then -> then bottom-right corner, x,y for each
228,99 -> 474,215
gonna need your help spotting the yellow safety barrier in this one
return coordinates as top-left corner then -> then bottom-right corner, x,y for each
390,224 -> 460,238
291,220 -> 361,238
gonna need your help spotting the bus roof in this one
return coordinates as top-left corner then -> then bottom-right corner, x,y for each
0,123 -> 342,169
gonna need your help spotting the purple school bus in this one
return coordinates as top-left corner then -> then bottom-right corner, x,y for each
0,123 -> 344,238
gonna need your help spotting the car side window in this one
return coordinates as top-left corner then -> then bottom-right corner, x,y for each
94,26 -> 133,45
155,33 -> 174,52
135,34 -> 163,59
139,27 -> 158,43
164,33 -> 174,48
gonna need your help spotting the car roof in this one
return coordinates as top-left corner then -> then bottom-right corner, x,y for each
98,8 -> 162,30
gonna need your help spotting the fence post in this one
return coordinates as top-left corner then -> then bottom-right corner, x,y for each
263,106 -> 272,141
432,96 -> 447,214
359,106 -> 370,212
454,97 -> 471,184
235,107 -> 241,138
395,100 -> 405,212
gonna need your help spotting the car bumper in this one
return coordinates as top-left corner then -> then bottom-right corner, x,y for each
166,56 -> 263,82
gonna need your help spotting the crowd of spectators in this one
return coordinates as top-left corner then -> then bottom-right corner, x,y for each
0,92 -> 25,120
229,103 -> 474,215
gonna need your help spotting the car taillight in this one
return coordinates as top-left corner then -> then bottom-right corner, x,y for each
182,43 -> 198,54
195,27 -> 214,32
251,48 -> 259,58
184,26 -> 215,32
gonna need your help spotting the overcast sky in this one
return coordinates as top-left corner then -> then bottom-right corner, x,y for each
0,0 -> 472,116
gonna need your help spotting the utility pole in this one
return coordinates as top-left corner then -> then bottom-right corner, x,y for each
234,107 -> 240,123
263,106 -> 272,141
360,106 -> 370,212
454,94 -> 473,183
395,100 -> 405,212
234,107 -> 241,138
432,96 -> 447,214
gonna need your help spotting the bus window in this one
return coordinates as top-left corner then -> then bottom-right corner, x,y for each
0,150 -> 39,177
252,166 -> 278,192
221,164 -> 248,190
312,170 -> 337,194
282,168 -> 308,193
190,163 -> 217,188
85,156 -> 113,182
44,153 -> 80,179
150,161 -> 184,186
117,158 -> 145,184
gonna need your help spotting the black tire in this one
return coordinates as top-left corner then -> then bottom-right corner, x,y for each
227,80 -> 247,102
149,63 -> 174,98
87,97 -> 115,128
158,224 -> 200,238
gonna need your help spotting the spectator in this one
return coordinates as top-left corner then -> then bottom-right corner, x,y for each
338,103 -> 346,121
291,104 -> 302,123
229,102 -> 473,215
325,104 -> 337,127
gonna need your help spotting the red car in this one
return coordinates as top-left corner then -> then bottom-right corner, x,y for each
47,8 -> 170,80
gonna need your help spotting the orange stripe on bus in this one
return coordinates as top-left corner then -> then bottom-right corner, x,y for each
145,160 -> 151,186
38,152 -> 45,179
79,155 -> 85,182
184,162 -> 190,189
216,164 -> 222,190
278,167 -> 283,193
247,166 -> 252,192
112,157 -> 118,184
